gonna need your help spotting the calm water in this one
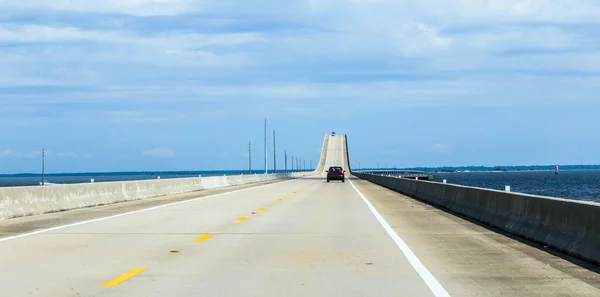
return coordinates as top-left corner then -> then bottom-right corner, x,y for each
434,169 -> 600,202
0,170 -> 310,188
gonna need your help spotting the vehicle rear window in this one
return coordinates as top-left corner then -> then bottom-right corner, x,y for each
329,167 -> 342,172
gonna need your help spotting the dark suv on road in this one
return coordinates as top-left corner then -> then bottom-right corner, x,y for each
327,166 -> 345,183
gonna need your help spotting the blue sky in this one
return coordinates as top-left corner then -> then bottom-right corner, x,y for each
1,0 -> 600,173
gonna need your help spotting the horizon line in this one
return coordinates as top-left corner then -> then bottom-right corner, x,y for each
1,164 -> 599,176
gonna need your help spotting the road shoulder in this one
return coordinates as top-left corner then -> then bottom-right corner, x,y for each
350,177 -> 600,297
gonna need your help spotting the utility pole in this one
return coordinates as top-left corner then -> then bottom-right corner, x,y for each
264,118 -> 267,174
304,160 -> 306,171
248,141 -> 252,174
41,148 -> 45,186
273,130 -> 276,174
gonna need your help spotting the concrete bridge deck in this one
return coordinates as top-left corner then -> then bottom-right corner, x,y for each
2,176 -> 599,296
0,134 -> 598,296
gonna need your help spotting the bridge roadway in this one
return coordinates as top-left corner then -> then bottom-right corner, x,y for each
0,134 -> 599,296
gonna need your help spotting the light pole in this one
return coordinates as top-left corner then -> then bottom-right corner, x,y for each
264,118 -> 267,174
273,130 -> 276,174
285,150 -> 288,173
41,148 -> 45,186
248,141 -> 252,174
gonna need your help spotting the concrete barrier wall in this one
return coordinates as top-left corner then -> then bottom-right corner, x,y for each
0,172 -> 311,220
343,135 -> 351,175
315,134 -> 330,174
354,173 -> 600,265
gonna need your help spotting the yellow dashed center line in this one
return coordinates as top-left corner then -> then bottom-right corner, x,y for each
101,268 -> 146,287
240,181 -> 320,220
101,181 -> 325,289
194,234 -> 213,243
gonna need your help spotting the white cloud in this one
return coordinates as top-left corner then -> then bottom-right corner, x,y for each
0,149 -> 79,159
142,148 -> 176,157
17,151 -> 41,158
0,148 -> 11,157
0,24 -> 264,47
164,50 -> 250,67
1,0 -> 599,117
0,0 -> 195,15
0,0 -> 598,172
433,144 -> 452,154
0,148 -> 42,158
55,152 -> 79,158
392,23 -> 452,56
437,0 -> 600,23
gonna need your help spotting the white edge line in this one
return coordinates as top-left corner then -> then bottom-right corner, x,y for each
0,176 -> 310,243
348,178 -> 451,297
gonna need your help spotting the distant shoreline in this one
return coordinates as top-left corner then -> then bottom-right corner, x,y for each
390,165 -> 600,173
357,168 -> 600,173
0,169 -> 310,178
436,169 -> 560,173
1,165 -> 599,177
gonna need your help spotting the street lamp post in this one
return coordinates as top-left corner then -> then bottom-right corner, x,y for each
264,118 -> 268,174
285,150 -> 287,173
248,141 -> 252,174
41,148 -> 45,186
